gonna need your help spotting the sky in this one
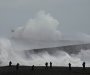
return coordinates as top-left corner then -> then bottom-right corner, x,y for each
0,0 -> 90,38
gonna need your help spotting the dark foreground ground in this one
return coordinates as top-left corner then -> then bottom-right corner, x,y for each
0,66 -> 90,75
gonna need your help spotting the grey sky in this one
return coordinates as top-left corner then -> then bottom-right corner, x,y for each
0,0 -> 90,37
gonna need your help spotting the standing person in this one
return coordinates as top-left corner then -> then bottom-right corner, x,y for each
82,62 -> 86,70
45,62 -> 48,68
16,63 -> 20,70
31,65 -> 35,70
50,62 -> 52,68
9,61 -> 12,67
68,63 -> 71,70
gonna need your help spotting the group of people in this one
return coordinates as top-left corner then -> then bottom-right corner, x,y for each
45,62 -> 52,68
9,61 -> 86,70
68,62 -> 86,70
9,61 -> 20,70
9,61 -> 52,70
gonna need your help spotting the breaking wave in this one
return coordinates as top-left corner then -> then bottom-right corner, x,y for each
0,11 -> 90,67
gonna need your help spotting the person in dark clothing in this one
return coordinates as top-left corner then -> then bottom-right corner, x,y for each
31,65 -> 35,70
82,62 -> 86,70
68,63 -> 71,70
50,62 -> 52,68
16,63 -> 19,70
9,61 -> 12,67
45,62 -> 48,68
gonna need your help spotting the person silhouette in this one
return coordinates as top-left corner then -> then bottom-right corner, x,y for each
45,62 -> 48,68
31,65 -> 35,70
9,61 -> 12,67
68,63 -> 71,70
16,63 -> 19,70
82,62 -> 86,70
50,62 -> 52,68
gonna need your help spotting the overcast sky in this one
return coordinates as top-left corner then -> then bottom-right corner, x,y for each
0,0 -> 90,37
